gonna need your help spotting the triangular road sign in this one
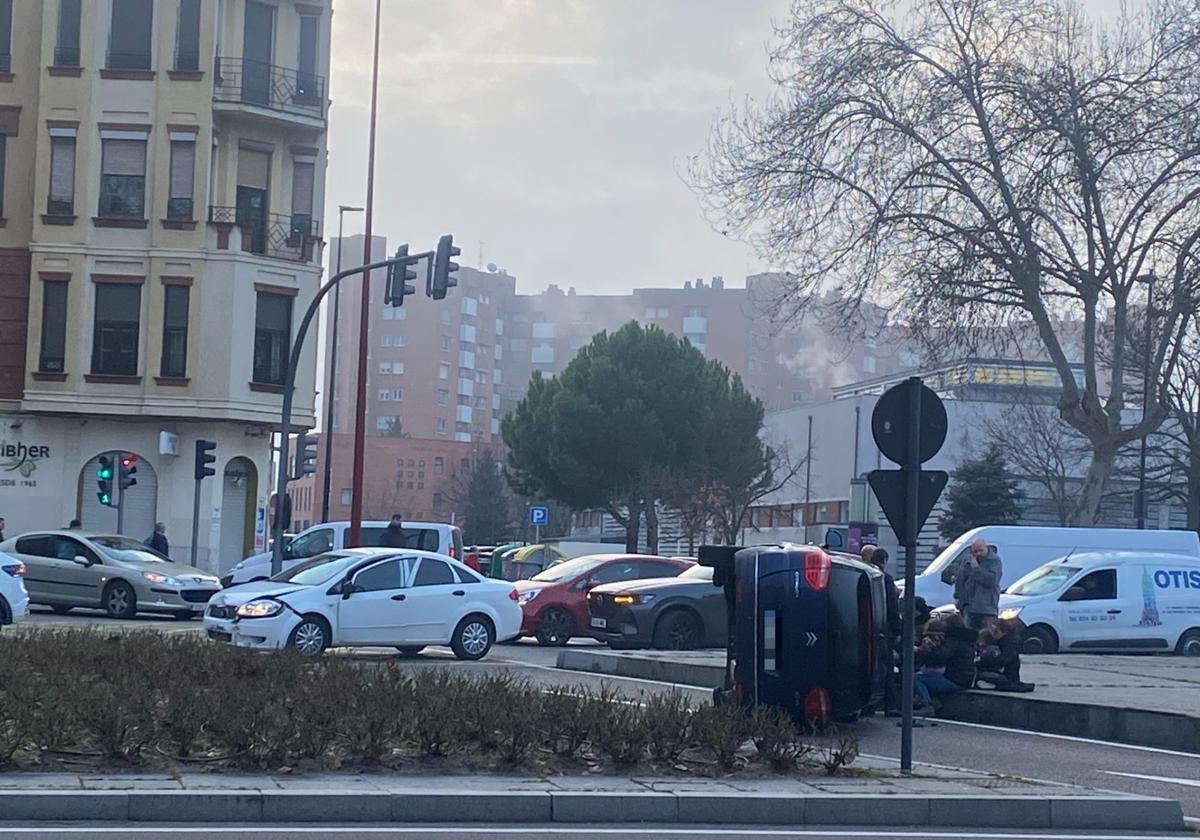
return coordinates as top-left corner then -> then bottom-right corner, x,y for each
867,469 -> 949,546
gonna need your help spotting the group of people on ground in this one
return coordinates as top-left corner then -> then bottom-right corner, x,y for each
861,538 -> 1034,717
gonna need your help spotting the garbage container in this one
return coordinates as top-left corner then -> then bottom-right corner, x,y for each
700,543 -> 887,726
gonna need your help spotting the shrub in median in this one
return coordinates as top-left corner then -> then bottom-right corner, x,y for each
0,629 -> 859,776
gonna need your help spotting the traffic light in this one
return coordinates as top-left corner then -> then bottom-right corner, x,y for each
96,455 -> 114,506
292,432 -> 319,479
119,453 -> 138,490
429,234 -> 460,300
195,439 -> 217,481
385,244 -> 417,307
272,492 -> 293,531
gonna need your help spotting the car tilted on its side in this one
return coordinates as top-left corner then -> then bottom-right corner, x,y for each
204,548 -> 522,658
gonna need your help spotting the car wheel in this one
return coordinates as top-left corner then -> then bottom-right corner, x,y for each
395,646 -> 425,657
653,609 -> 704,651
1176,628 -> 1200,657
451,615 -> 494,661
535,607 -> 574,647
50,605 -> 74,615
103,581 -> 137,619
1022,624 -> 1058,655
288,616 -> 330,658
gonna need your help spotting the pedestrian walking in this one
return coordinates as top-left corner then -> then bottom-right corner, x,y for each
954,538 -> 1003,630
146,522 -> 170,558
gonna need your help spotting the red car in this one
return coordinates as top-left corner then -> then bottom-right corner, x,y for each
514,554 -> 691,646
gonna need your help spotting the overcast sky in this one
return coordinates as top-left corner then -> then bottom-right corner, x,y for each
324,0 -> 790,295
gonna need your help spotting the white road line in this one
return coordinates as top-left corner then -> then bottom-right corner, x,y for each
0,829 -> 1188,839
926,717 -> 1200,759
1102,770 -> 1200,788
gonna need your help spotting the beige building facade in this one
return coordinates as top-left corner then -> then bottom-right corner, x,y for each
0,0 -> 330,572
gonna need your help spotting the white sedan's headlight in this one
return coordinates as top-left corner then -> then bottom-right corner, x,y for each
236,599 -> 284,618
143,571 -> 181,586
998,607 -> 1023,620
516,590 -> 539,605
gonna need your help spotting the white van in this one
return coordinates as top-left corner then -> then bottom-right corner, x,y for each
997,552 -> 1200,656
913,526 -> 1200,609
222,520 -> 463,586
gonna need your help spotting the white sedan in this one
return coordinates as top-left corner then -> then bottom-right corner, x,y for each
203,548 -> 521,659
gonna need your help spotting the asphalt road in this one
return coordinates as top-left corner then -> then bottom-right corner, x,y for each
13,609 -> 1200,820
0,827 -> 1191,839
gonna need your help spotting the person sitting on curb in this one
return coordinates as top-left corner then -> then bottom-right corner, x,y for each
975,617 -> 1035,693
914,614 -> 978,713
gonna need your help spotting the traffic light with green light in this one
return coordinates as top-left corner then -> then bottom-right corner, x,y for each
96,455 -> 114,506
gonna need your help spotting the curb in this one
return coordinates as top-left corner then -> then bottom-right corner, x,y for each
0,790 -> 1184,829
555,649 -> 1200,754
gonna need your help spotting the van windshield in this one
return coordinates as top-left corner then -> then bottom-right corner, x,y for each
1008,565 -> 1080,597
922,537 -> 967,577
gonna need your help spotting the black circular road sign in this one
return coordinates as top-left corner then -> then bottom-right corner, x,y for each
871,379 -> 948,465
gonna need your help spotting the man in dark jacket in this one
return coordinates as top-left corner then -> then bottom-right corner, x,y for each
954,538 -> 1003,630
379,514 -> 408,548
914,614 -> 977,710
976,618 -> 1035,692
146,522 -> 170,558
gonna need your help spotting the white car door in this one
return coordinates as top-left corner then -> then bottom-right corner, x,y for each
1057,567 -> 1124,650
335,557 -> 408,645
400,557 -> 462,643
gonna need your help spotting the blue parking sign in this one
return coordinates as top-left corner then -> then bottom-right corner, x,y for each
529,505 -> 549,525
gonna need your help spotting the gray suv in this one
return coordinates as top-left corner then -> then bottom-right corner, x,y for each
0,531 -> 221,619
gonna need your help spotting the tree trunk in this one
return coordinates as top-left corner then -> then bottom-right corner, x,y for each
1071,444 -> 1117,525
624,504 -> 642,553
645,503 -> 659,555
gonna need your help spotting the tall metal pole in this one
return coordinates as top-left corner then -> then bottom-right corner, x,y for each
348,0 -> 382,549
189,478 -> 202,567
1137,275 -> 1155,530
321,206 -> 363,523
900,377 -> 922,773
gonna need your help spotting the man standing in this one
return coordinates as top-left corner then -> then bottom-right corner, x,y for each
955,538 -> 1003,630
146,522 -> 170,558
379,513 -> 408,548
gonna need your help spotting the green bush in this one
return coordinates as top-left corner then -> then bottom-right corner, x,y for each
0,629 -> 858,777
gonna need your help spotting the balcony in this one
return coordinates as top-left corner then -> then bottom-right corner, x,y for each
208,205 -> 320,263
212,56 -> 326,124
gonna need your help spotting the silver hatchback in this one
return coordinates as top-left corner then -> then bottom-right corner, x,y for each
0,531 -> 221,619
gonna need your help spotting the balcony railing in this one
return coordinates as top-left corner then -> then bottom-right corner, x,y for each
212,56 -> 325,121
209,205 -> 320,263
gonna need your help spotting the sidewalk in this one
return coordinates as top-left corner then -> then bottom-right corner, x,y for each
0,766 -> 1183,828
555,649 -> 1200,752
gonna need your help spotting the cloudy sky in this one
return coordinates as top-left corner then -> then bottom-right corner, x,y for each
323,0 -> 791,295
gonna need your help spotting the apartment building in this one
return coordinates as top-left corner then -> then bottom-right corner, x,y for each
0,0 -> 330,571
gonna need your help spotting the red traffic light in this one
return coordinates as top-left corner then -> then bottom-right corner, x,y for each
121,454 -> 139,468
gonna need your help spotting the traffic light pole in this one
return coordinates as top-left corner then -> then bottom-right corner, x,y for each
115,454 -> 125,535
190,478 -> 202,567
270,254 -> 430,576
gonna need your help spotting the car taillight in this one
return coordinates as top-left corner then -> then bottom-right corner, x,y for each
2,563 -> 24,577
508,588 -> 520,602
804,685 -> 831,727
804,550 -> 831,591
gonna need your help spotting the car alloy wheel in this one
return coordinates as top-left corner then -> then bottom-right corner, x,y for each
104,582 -> 136,619
292,620 -> 327,657
461,621 -> 490,657
535,608 -> 573,646
657,611 -> 702,650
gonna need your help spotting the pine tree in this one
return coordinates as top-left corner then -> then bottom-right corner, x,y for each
938,444 -> 1025,540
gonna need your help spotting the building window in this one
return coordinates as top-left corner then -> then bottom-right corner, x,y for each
53,0 -> 82,67
99,135 -> 147,218
39,280 -> 68,373
382,305 -> 407,320
340,488 -> 351,505
0,134 -> 6,218
92,283 -> 141,376
377,388 -> 402,402
175,0 -> 201,71
433,457 -> 444,475
436,418 -> 447,435
160,285 -> 189,378
440,335 -> 451,351
253,292 -> 292,385
297,14 -> 320,97
380,334 -> 405,348
461,297 -> 478,316
47,129 -> 76,216
108,0 -> 153,69
291,157 -> 315,236
437,389 -> 448,406
438,363 -> 449,380
168,131 -> 196,220
0,0 -> 10,74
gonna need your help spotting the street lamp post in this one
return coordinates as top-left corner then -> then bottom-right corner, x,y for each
1137,273 -> 1157,530
320,205 -> 364,523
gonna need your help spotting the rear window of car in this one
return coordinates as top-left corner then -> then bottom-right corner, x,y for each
454,565 -> 482,584
414,558 -> 456,586
15,535 -> 52,557
363,526 -> 440,551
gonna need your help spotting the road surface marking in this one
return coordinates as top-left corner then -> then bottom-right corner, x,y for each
0,829 -> 1188,839
1102,770 -> 1200,788
928,718 -> 1200,759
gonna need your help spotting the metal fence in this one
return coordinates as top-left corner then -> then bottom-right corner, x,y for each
212,56 -> 325,120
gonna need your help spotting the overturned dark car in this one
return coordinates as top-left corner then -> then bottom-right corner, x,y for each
586,564 -> 726,650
